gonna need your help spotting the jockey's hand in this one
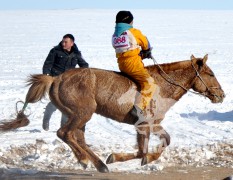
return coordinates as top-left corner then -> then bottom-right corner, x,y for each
140,48 -> 153,59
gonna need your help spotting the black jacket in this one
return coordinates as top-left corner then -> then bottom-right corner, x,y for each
42,42 -> 89,76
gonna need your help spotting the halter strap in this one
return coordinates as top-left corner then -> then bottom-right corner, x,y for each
151,56 -> 217,98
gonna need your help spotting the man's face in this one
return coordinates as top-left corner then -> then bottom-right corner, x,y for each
62,38 -> 74,51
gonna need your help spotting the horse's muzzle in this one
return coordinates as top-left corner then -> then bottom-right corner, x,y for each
211,91 -> 225,103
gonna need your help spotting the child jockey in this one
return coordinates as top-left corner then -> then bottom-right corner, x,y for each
112,10 -> 157,119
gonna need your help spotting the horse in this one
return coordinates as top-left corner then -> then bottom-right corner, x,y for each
0,54 -> 225,173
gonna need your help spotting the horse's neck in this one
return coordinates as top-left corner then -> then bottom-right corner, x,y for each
147,60 -> 196,101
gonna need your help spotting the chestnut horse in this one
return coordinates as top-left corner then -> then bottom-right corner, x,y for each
0,55 -> 225,172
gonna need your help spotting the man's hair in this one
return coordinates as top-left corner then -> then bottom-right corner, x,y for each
63,34 -> 75,42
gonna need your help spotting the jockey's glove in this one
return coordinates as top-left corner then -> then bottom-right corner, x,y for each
140,48 -> 153,59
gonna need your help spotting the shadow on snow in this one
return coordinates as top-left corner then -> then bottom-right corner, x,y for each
180,110 -> 233,122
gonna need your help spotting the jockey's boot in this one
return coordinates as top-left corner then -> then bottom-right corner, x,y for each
130,105 -> 145,121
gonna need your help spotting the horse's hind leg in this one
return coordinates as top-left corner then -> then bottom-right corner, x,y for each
57,116 -> 89,167
57,110 -> 109,173
141,124 -> 170,166
106,122 -> 150,164
75,127 -> 109,173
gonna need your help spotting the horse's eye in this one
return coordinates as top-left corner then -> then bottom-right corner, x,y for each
210,74 -> 215,77
208,71 -> 215,77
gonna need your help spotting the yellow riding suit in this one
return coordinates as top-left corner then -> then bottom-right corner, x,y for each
112,27 -> 156,111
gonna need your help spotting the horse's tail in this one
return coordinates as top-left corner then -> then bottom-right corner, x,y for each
25,74 -> 54,104
0,74 -> 54,132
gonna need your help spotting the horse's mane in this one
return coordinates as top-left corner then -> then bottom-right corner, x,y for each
146,59 -> 197,73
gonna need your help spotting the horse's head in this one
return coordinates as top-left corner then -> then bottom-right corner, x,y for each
191,54 -> 225,103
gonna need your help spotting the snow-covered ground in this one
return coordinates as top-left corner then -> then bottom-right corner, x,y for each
0,9 -> 232,173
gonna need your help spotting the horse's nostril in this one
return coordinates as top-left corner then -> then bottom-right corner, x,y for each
222,93 -> 226,98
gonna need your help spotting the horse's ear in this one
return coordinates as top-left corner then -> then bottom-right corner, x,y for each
203,54 -> 208,64
191,54 -> 196,60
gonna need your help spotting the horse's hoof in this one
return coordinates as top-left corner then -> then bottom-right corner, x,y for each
98,164 -> 109,173
106,154 -> 115,164
79,159 -> 88,169
141,156 -> 148,166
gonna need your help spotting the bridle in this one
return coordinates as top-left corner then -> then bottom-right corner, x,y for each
190,61 -> 221,100
151,56 -> 222,100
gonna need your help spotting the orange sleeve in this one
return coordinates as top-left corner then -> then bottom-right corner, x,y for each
129,28 -> 150,50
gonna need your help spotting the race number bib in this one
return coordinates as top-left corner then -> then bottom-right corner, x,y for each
112,32 -> 130,52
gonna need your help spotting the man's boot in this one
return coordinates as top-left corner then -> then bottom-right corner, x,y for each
42,102 -> 56,131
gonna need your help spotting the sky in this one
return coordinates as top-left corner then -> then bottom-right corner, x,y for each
0,0 -> 233,10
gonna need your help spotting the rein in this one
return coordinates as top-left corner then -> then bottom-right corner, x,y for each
150,56 -> 215,98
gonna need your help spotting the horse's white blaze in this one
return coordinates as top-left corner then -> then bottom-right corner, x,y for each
117,85 -> 137,105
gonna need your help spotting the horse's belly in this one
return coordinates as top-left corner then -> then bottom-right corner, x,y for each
95,86 -> 137,122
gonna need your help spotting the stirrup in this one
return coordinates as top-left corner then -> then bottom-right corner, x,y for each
130,105 -> 144,118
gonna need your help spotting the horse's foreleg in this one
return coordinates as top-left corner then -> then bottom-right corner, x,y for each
141,124 -> 170,165
106,152 -> 141,164
106,122 -> 150,164
137,123 -> 152,166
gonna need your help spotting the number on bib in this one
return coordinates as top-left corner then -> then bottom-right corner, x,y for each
112,32 -> 130,51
